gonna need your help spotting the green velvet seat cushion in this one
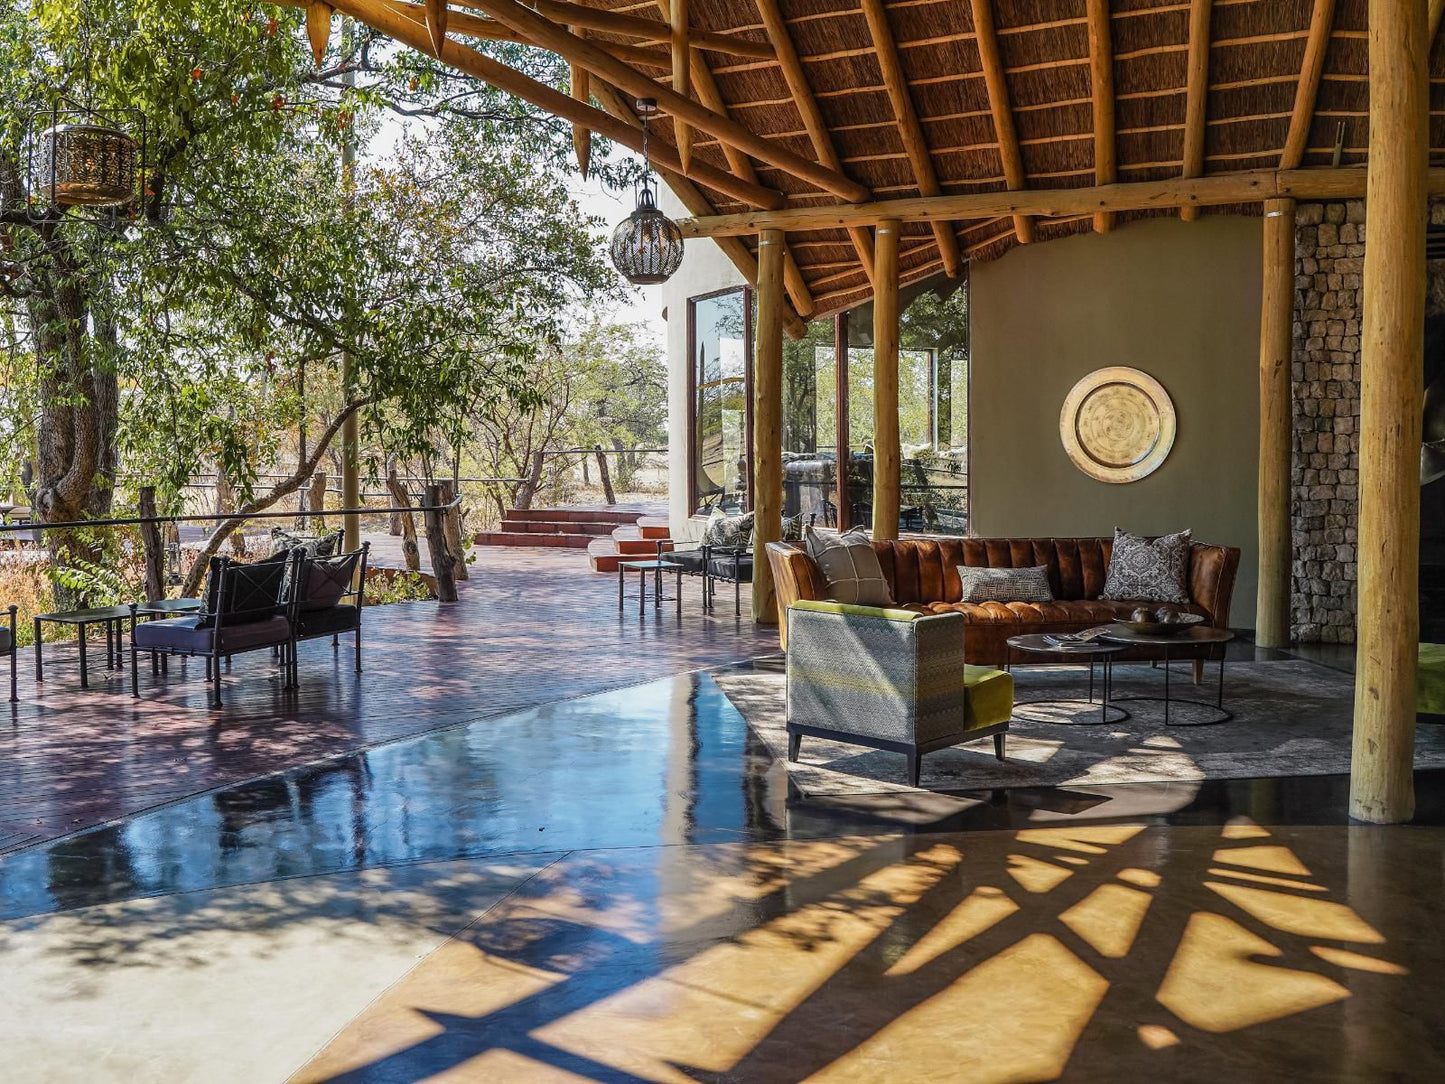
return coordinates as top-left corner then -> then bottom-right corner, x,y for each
1418,643 -> 1445,715
963,665 -> 1014,730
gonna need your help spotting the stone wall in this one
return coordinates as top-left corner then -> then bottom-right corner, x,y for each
1291,201 -> 1364,644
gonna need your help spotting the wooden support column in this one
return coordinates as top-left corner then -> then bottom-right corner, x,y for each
1180,0 -> 1213,222
1257,198 -> 1295,648
871,219 -> 901,540
752,228 -> 785,625
1352,0 -> 1428,824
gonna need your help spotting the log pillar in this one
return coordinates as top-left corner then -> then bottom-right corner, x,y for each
1256,197 -> 1296,648
752,228 -> 785,624
871,218 -> 901,540
1352,0 -> 1428,824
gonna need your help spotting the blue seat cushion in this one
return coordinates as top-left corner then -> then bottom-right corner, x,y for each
707,554 -> 754,582
296,604 -> 359,638
135,615 -> 290,654
0,627 -> 11,652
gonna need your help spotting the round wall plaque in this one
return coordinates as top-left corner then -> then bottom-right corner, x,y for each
1059,366 -> 1176,484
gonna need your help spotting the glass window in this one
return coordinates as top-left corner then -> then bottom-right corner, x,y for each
691,290 -> 750,513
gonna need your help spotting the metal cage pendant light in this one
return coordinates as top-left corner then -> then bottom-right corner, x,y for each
609,99 -> 684,286
26,106 -> 144,213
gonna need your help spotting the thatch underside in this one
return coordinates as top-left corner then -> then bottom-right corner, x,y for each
346,0 -> 1443,317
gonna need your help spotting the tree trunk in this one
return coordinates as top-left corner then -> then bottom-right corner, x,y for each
437,480 -> 469,580
139,487 -> 165,603
386,468 -> 421,571
214,474 -> 247,556
594,445 -> 616,504
307,470 -> 328,530
423,484 -> 459,602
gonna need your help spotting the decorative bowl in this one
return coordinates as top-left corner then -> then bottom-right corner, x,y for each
1115,613 -> 1205,636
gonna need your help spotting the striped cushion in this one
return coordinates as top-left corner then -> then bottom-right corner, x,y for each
957,565 -> 1054,603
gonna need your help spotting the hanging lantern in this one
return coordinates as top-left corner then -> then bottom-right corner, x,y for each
609,99 -> 684,286
34,122 -> 138,207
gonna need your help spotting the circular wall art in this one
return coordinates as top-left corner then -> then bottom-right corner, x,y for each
1059,366 -> 1176,484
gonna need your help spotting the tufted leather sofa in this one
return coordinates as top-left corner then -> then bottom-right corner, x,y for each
765,536 -> 1240,664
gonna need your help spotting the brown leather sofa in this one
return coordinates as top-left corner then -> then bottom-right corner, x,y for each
766,537 -> 1240,665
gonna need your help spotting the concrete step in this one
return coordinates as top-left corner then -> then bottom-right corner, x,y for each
636,516 -> 671,540
474,531 -> 594,549
498,519 -> 617,536
587,537 -> 625,572
505,508 -> 644,525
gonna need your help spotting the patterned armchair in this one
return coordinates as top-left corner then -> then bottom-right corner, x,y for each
785,600 -> 1013,787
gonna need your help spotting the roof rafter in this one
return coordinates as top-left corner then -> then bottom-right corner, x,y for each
1180,0 -> 1213,221
1280,0 -> 1337,169
860,0 -> 962,276
752,0 -> 876,287
1086,0 -> 1115,233
465,0 -> 870,201
968,0 -> 1034,243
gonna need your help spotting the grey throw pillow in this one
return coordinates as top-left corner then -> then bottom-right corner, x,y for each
958,565 -> 1053,603
805,525 -> 894,607
1102,528 -> 1192,604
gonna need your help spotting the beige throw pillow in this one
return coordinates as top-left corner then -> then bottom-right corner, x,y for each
804,526 -> 895,607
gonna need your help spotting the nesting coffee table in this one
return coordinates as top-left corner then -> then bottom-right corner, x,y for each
1099,624 -> 1235,726
1005,634 -> 1129,725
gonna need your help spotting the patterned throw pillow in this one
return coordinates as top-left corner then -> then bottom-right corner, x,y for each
804,525 -> 895,607
1102,528 -> 1192,604
781,512 -> 809,542
704,509 -> 754,550
957,565 -> 1054,603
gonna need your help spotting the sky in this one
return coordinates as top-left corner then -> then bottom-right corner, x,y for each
569,154 -> 669,346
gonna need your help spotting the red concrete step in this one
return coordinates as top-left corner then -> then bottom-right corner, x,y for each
505,508 -> 643,525
474,531 -> 594,549
587,538 -> 624,572
636,516 -> 671,540
499,519 -> 617,536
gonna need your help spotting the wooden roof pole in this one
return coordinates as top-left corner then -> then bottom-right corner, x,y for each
465,0 -> 870,201
677,166 -> 1445,236
649,0 -> 815,318
1280,0 -> 1337,169
1180,0 -> 1213,221
860,0 -> 962,276
589,82 -> 809,340
969,0 -> 1034,243
504,0 -> 776,60
307,2 -> 334,63
670,0 -> 691,173
329,0 -> 785,209
752,0 -> 875,285
1085,0 -> 1115,233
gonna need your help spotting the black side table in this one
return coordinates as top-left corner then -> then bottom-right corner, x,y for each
1099,624 -> 1236,726
1005,634 -> 1129,725
34,605 -> 136,688
617,559 -> 683,617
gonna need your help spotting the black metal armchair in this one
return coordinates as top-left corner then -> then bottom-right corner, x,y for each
2,604 -> 16,702
130,551 -> 300,709
290,542 -> 370,675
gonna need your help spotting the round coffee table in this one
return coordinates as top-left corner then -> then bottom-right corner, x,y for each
1099,624 -> 1235,726
1005,634 -> 1130,725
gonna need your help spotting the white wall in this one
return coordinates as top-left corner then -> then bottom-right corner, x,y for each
656,185 -> 746,537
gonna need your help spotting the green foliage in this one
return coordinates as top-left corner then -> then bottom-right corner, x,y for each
363,569 -> 435,606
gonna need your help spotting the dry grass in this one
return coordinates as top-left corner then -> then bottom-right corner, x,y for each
0,559 -> 61,647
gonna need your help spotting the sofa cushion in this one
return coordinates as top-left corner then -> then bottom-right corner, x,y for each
135,614 -> 290,654
707,553 -> 753,580
793,599 -> 922,623
197,560 -> 289,629
958,565 -> 1053,603
297,604 -> 359,638
0,626 -> 10,652
703,509 -> 754,549
299,552 -> 360,612
1102,528 -> 1192,604
806,526 -> 894,607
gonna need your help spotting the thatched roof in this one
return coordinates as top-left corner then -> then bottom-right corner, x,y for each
335,0 -> 1410,320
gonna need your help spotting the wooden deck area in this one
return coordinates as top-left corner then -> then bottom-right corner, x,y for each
0,546 -> 776,857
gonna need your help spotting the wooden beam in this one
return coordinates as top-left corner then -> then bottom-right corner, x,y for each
860,0 -> 961,276
670,0 -> 691,173
1352,0 -> 1428,824
1256,198 -> 1295,649
649,0 -> 813,319
569,26 -> 590,176
307,2 -> 334,64
1281,0 -> 1337,169
871,219 -> 901,541
1085,0 -> 1115,232
466,0 -> 869,200
752,0 -> 875,285
330,0 -> 785,210
507,0 -> 775,60
424,0 -> 447,55
677,166 -> 1445,237
752,228 -> 785,624
969,0 -> 1034,243
590,82 -> 807,340
1180,0 -> 1213,221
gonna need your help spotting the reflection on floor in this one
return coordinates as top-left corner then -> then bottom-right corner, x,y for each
0,671 -> 1442,1081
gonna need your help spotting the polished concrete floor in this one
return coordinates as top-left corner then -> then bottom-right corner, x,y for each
1,664 -> 1443,1082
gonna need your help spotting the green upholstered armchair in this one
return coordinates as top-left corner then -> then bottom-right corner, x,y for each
785,600 -> 1014,787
